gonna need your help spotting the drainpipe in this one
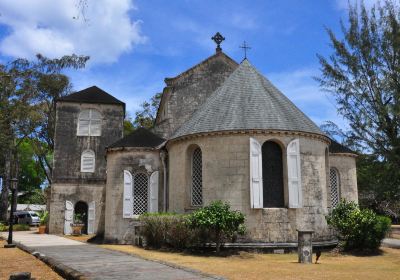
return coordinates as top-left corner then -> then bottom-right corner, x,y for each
160,150 -> 168,212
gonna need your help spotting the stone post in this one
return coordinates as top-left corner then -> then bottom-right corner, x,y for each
297,229 -> 314,264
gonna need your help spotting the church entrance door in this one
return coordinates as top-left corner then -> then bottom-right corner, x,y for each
74,201 -> 88,234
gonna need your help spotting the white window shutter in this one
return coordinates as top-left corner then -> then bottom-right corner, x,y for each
88,201 -> 95,234
81,150 -> 95,173
90,119 -> 102,136
78,119 -> 90,136
123,170 -> 133,218
149,171 -> 159,213
64,200 -> 73,235
249,137 -> 263,209
287,139 -> 302,208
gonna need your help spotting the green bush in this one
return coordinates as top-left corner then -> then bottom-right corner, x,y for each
187,200 -> 246,253
39,211 -> 49,226
326,200 -> 391,251
0,223 -> 30,232
139,213 -> 195,249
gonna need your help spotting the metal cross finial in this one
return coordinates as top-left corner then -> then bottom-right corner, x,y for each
239,41 -> 251,59
211,32 -> 225,53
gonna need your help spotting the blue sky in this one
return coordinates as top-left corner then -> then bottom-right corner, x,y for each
0,0 -> 375,129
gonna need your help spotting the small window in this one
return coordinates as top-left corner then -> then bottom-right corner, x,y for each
81,150 -> 95,173
330,168 -> 340,208
77,109 -> 102,136
133,173 -> 149,215
191,148 -> 203,206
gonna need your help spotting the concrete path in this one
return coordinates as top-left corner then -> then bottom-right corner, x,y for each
1,231 -> 215,280
382,238 -> 400,249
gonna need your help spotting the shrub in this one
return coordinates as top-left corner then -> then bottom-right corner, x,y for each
326,200 -> 391,251
0,223 -> 30,232
139,213 -> 194,249
187,200 -> 245,253
39,211 -> 49,226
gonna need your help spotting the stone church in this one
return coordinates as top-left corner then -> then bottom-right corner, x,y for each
49,35 -> 358,245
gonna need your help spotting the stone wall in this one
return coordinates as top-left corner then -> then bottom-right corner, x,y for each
50,101 -> 124,234
48,183 -> 105,234
154,52 -> 238,139
167,132 -> 335,242
329,154 -> 358,203
104,149 -> 163,244
53,102 -> 124,184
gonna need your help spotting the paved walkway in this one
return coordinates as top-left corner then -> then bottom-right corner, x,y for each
382,238 -> 400,249
1,231 -> 214,280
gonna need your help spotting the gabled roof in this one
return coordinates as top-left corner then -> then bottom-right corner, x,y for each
172,59 -> 324,139
329,139 -> 356,154
58,86 -> 125,106
108,128 -> 165,149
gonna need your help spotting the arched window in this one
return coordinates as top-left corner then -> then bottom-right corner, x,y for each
191,147 -> 203,206
81,150 -> 95,173
262,141 -> 284,208
77,109 -> 102,136
330,168 -> 340,208
133,173 -> 149,215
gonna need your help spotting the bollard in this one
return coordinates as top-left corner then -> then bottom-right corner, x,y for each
297,229 -> 314,264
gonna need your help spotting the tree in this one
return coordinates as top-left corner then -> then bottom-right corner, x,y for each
187,200 -> 245,253
132,93 -> 162,129
317,1 -> 400,217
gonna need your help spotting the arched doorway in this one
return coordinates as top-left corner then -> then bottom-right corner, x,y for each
262,141 -> 284,208
74,201 -> 88,234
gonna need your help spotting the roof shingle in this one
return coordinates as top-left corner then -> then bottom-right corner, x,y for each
108,128 -> 165,149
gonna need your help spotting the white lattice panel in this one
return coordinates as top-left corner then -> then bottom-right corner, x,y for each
133,173 -> 149,215
191,148 -> 203,206
330,168 -> 339,208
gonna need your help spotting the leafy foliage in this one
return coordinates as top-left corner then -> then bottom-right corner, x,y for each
317,1 -> 400,219
39,211 -> 49,226
0,223 -> 30,232
139,213 -> 194,250
132,93 -> 162,129
326,200 -> 391,251
187,200 -> 245,253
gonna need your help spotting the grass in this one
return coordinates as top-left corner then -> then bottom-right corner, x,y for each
100,245 -> 400,280
0,240 -> 62,280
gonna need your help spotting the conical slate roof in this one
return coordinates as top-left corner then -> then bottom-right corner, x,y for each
172,59 -> 323,139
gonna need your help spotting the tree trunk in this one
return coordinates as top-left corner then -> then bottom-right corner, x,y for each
215,229 -> 221,253
0,150 -> 11,221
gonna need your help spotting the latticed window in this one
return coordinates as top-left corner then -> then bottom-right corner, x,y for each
77,109 -> 102,136
330,168 -> 340,208
133,173 -> 149,215
191,148 -> 203,206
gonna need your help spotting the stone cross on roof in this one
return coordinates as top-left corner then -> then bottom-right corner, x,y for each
211,32 -> 225,53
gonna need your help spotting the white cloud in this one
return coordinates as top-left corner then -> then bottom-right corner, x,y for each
0,0 -> 146,63
266,67 -> 349,130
